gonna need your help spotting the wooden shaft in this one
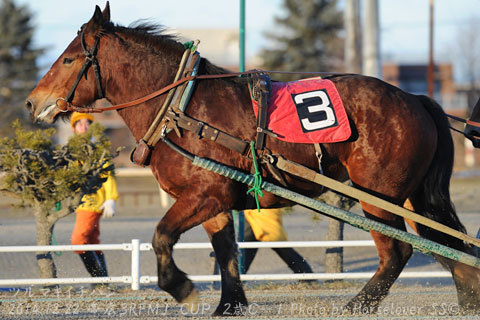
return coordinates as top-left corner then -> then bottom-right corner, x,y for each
275,156 -> 480,248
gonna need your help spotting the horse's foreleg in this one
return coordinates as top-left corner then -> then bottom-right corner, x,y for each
202,212 -> 247,315
152,193 -> 224,310
345,202 -> 412,314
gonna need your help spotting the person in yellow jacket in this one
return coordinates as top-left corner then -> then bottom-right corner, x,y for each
243,208 -> 313,276
70,112 -> 119,279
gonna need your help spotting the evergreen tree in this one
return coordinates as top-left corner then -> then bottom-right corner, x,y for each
0,0 -> 43,135
260,0 -> 344,81
0,121 -> 118,279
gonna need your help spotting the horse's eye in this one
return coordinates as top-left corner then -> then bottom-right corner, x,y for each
63,57 -> 75,65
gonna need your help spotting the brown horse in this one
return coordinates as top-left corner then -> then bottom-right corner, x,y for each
26,3 -> 480,315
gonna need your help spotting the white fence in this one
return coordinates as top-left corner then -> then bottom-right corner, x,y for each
0,239 -> 451,290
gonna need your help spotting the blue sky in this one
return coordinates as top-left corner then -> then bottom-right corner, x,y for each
16,0 -> 480,83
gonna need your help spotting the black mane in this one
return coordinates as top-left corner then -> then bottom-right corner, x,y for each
104,20 -> 234,77
101,20 -> 183,55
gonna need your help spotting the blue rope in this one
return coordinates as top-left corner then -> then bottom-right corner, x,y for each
246,141 -> 263,211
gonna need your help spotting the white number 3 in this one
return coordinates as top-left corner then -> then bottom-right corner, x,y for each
294,90 -> 336,131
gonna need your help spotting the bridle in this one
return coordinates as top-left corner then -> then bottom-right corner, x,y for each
55,24 -> 104,112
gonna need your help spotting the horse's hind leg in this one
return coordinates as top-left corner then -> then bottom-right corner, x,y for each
407,196 -> 480,313
202,212 -> 247,315
433,255 -> 480,313
152,192 -> 230,311
345,202 -> 413,314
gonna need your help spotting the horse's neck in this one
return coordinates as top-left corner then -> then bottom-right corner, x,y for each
102,38 -> 182,140
101,35 -> 253,142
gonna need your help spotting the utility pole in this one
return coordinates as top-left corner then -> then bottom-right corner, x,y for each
345,0 -> 362,73
239,0 -> 246,72
363,0 -> 381,78
235,0 -> 246,274
428,0 -> 435,98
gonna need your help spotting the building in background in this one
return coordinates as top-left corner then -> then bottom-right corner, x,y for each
383,63 -> 457,109
383,62 -> 478,168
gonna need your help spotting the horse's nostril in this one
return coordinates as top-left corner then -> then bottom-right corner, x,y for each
25,99 -> 34,112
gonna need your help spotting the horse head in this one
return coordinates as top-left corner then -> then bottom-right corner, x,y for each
25,2 -> 111,124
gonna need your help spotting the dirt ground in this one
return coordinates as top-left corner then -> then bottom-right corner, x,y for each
0,174 -> 480,319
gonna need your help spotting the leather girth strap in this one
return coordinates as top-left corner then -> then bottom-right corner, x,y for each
167,111 -> 249,155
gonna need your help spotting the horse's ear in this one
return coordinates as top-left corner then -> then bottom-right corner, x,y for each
84,5 -> 106,34
102,1 -> 111,22
92,5 -> 104,26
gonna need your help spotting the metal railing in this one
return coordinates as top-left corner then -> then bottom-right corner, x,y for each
0,239 -> 450,290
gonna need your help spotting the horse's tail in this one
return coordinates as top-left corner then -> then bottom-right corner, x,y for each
412,95 -> 470,252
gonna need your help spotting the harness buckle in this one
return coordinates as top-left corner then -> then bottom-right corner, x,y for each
194,121 -> 205,137
55,98 -> 70,112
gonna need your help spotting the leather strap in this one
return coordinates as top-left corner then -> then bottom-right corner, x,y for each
168,112 -> 249,154
445,113 -> 480,128
63,25 -> 103,105
142,47 -> 192,145
160,52 -> 201,141
58,69 -> 353,114
251,73 -> 271,150
130,42 -> 201,166
314,143 -> 324,175
58,75 -> 196,113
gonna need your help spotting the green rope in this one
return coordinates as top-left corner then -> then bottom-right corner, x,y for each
51,202 -> 62,257
192,156 -> 480,269
183,41 -> 196,52
246,141 -> 263,211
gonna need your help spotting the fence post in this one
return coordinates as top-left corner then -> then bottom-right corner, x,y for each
131,239 -> 141,290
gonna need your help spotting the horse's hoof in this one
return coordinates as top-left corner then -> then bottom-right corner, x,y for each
179,287 -> 200,314
459,301 -> 480,315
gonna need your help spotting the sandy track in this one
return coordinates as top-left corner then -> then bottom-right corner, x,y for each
0,176 -> 479,318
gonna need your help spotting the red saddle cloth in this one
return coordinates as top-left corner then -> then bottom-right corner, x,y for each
251,77 -> 351,144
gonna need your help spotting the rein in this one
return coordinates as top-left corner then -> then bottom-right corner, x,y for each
56,36 -> 349,116
56,71 -> 265,113
58,29 -> 480,143
445,113 -> 480,128
445,112 -> 480,145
